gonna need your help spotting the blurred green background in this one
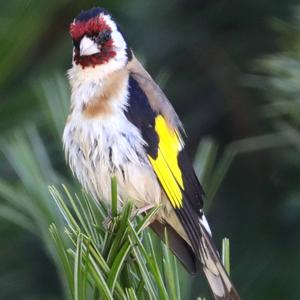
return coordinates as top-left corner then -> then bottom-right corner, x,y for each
1,0 -> 300,299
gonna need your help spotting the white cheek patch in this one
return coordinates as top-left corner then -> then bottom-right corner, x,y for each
111,30 -> 126,51
100,14 -> 127,63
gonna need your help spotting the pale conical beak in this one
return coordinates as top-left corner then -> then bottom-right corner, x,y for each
80,36 -> 100,56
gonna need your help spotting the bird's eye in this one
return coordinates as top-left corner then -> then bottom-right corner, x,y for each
96,30 -> 111,44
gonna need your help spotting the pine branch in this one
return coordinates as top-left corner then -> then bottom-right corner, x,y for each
49,182 -> 187,300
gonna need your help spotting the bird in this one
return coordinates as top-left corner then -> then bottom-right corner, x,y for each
63,7 -> 240,300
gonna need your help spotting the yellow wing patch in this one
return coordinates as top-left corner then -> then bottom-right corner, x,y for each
148,115 -> 184,209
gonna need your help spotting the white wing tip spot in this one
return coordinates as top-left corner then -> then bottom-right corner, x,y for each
200,214 -> 212,236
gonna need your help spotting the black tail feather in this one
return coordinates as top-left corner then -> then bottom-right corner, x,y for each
150,220 -> 198,274
174,200 -> 240,300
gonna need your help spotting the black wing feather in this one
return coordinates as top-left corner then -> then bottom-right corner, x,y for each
125,74 -> 240,300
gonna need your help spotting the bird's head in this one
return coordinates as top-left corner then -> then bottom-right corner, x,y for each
69,7 -> 131,71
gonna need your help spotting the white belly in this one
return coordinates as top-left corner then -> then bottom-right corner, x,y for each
63,112 -> 162,209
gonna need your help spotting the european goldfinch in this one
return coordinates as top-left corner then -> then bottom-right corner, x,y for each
63,7 -> 240,300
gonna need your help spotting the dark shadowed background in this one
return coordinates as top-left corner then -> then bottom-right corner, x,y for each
1,1 -> 300,299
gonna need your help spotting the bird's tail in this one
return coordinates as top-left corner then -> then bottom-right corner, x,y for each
196,214 -> 240,300
153,208 -> 240,299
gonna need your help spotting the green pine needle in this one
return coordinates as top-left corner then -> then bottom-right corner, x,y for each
49,185 -> 183,299
222,237 -> 231,275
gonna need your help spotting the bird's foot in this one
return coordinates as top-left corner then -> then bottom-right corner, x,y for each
133,204 -> 155,217
102,212 -> 113,229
